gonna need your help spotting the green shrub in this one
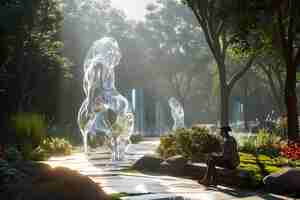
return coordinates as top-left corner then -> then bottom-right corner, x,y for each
239,129 -> 282,157
178,127 -> 221,161
239,136 -> 257,154
0,159 -> 26,186
157,127 -> 221,161
157,134 -> 177,159
29,146 -> 50,161
41,137 -> 72,156
48,124 -> 81,145
257,147 -> 280,158
12,113 -> 47,159
4,146 -> 23,162
237,153 -> 296,188
130,134 -> 143,144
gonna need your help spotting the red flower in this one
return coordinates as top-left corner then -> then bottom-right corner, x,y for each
280,141 -> 300,160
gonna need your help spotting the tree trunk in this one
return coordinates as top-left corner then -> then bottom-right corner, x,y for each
285,62 -> 299,140
15,31 -> 25,113
220,83 -> 230,127
243,79 -> 249,131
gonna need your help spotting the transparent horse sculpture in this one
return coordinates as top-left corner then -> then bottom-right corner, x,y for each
78,37 -> 134,161
168,97 -> 185,130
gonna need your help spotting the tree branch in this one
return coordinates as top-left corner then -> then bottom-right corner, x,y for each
216,21 -> 224,37
277,9 -> 289,63
260,63 -> 283,112
287,0 -> 295,58
228,54 -> 256,90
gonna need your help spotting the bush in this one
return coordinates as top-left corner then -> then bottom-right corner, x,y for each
41,137 -> 72,156
239,129 -> 282,157
4,146 -> 23,162
130,134 -> 143,144
239,137 -> 257,154
29,146 -> 50,161
48,124 -> 81,145
157,134 -> 177,159
256,129 -> 279,148
0,159 -> 25,186
157,127 -> 221,161
12,113 -> 47,159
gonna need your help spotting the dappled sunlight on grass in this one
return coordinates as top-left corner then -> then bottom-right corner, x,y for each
238,152 -> 300,187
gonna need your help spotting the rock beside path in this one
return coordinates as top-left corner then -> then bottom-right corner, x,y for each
263,168 -> 300,196
1,162 -> 109,200
160,155 -> 188,175
132,154 -> 163,172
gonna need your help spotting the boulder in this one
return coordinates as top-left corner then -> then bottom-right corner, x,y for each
164,155 -> 188,166
132,155 -> 163,171
2,166 -> 109,200
263,168 -> 300,196
160,155 -> 188,175
12,161 -> 51,178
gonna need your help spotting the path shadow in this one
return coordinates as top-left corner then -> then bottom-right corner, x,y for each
206,186 -> 289,200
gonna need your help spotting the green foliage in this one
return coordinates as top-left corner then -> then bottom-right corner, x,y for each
4,146 -> 23,162
257,147 -> 280,158
239,136 -> 257,154
12,113 -> 47,159
256,129 -> 274,147
12,113 -> 47,146
157,134 -> 177,159
48,124 -> 81,145
130,134 -> 143,144
0,159 -> 25,186
28,146 -> 50,161
157,127 -> 221,161
239,129 -> 282,157
110,193 -> 128,200
0,0 -> 72,129
40,137 -> 72,156
238,152 -> 300,188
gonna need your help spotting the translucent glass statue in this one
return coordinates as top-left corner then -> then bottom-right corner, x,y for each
78,37 -> 134,161
168,97 -> 185,130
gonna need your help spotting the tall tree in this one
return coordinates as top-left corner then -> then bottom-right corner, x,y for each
182,0 -> 257,127
231,0 -> 300,139
0,0 -> 70,119
269,1 -> 299,139
144,0 -> 211,109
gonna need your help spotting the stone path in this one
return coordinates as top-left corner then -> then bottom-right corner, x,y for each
43,138 -> 297,200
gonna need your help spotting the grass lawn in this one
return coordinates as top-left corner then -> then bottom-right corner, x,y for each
239,152 -> 300,187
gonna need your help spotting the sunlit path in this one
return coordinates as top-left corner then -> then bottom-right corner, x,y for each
43,138 -> 206,196
43,138 -> 294,200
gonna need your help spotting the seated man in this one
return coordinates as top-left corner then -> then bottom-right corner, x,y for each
199,126 -> 240,186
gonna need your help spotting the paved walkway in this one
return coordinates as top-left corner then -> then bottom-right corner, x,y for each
43,138 -> 296,200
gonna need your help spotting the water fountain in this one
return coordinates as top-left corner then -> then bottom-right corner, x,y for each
168,97 -> 185,130
78,37 -> 134,161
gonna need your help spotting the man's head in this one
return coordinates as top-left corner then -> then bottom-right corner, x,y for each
220,126 -> 231,138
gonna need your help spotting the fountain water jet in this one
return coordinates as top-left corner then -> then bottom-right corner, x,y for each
78,37 -> 134,161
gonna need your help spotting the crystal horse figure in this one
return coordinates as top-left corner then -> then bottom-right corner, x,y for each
168,97 -> 185,130
78,37 -> 134,161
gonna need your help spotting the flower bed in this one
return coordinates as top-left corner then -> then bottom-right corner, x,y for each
280,141 -> 300,160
